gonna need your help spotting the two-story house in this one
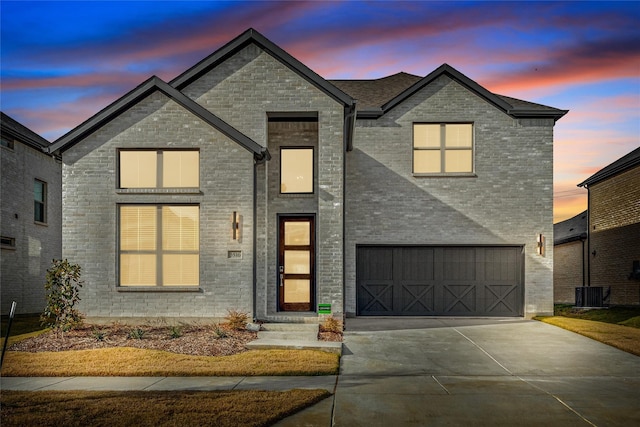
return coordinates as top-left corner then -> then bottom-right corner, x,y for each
578,147 -> 640,306
1,112 -> 62,314
48,29 -> 567,321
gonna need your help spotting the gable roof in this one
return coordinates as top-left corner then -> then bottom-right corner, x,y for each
171,28 -> 354,107
578,146 -> 640,188
331,64 -> 567,121
48,76 -> 269,161
554,210 -> 588,245
1,111 -> 51,152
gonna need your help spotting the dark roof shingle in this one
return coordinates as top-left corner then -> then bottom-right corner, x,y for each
554,210 -> 588,245
1,111 -> 50,151
578,147 -> 640,188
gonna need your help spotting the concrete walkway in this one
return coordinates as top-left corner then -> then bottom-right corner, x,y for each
2,318 -> 640,426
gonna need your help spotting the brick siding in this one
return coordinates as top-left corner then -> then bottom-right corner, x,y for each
553,240 -> 588,303
345,75 -> 555,317
588,167 -> 640,305
1,143 -> 61,314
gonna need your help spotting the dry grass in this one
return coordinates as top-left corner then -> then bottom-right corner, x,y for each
1,347 -> 339,377
538,316 -> 640,356
1,389 -> 330,427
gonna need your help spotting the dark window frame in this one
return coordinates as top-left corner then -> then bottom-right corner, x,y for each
412,123 -> 475,176
117,148 -> 200,189
1,236 -> 16,249
1,138 -> 15,150
279,146 -> 315,195
117,203 -> 200,288
34,179 -> 47,224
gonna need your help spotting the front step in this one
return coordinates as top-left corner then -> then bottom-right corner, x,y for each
246,338 -> 342,354
258,323 -> 319,342
246,323 -> 342,355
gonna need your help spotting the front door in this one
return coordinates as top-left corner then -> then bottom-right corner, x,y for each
278,216 -> 315,311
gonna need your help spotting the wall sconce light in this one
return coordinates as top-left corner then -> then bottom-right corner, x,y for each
536,233 -> 545,256
231,211 -> 241,242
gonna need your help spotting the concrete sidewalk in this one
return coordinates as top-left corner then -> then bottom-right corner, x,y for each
3,319 -> 640,427
0,375 -> 337,392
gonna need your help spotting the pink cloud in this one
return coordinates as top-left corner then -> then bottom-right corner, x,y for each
1,72 -> 146,91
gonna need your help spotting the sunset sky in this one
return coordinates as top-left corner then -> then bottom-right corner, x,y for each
1,1 -> 638,223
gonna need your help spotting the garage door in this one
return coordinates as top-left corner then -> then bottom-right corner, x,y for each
356,246 -> 523,316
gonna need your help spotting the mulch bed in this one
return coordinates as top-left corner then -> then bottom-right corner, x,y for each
9,323 -> 256,357
9,323 -> 343,357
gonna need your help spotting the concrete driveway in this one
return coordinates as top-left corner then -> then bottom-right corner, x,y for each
281,318 -> 640,427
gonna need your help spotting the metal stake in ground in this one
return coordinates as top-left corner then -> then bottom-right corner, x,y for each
1,301 -> 17,369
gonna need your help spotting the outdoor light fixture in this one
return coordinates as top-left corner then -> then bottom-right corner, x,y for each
536,233 -> 545,256
231,211 -> 241,242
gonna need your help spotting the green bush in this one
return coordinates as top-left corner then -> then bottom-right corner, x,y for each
169,325 -> 183,339
128,328 -> 145,340
40,259 -> 84,337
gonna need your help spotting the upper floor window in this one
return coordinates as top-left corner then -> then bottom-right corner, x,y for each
119,150 -> 199,189
280,147 -> 314,193
1,236 -> 16,249
1,137 -> 14,150
413,124 -> 473,174
34,179 -> 47,223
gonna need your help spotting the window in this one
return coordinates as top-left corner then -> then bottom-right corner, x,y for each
413,124 -> 473,174
119,205 -> 199,287
119,150 -> 199,188
1,138 -> 14,150
280,147 -> 314,193
34,179 -> 47,223
1,236 -> 16,249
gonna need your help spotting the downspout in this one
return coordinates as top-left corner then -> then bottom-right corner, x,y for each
252,159 -> 258,322
343,102 -> 357,320
586,187 -> 591,287
252,150 -> 270,322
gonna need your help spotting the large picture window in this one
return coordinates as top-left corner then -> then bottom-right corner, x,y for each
119,150 -> 199,188
119,205 -> 199,287
34,179 -> 47,223
280,147 -> 314,193
413,124 -> 473,174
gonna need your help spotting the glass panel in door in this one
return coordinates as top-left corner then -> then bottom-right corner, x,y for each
279,216 -> 314,311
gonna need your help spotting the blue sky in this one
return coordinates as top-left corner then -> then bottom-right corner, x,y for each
1,1 -> 638,221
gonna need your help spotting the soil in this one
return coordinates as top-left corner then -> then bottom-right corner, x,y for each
9,323 -> 342,357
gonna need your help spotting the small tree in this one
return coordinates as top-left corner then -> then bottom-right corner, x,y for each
41,259 -> 84,337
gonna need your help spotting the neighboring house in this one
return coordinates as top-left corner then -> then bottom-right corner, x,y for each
553,211 -> 588,304
578,147 -> 640,306
47,29 -> 567,321
1,112 -> 62,314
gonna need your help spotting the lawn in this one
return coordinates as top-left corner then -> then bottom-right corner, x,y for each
553,304 -> 640,328
1,389 -> 331,427
1,313 -> 43,337
1,316 -> 338,426
1,346 -> 339,377
536,305 -> 640,357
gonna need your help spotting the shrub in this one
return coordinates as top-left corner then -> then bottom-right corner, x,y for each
225,309 -> 249,331
320,317 -> 343,333
212,324 -> 228,339
92,328 -> 106,342
41,259 -> 84,337
128,328 -> 145,340
169,325 -> 183,339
